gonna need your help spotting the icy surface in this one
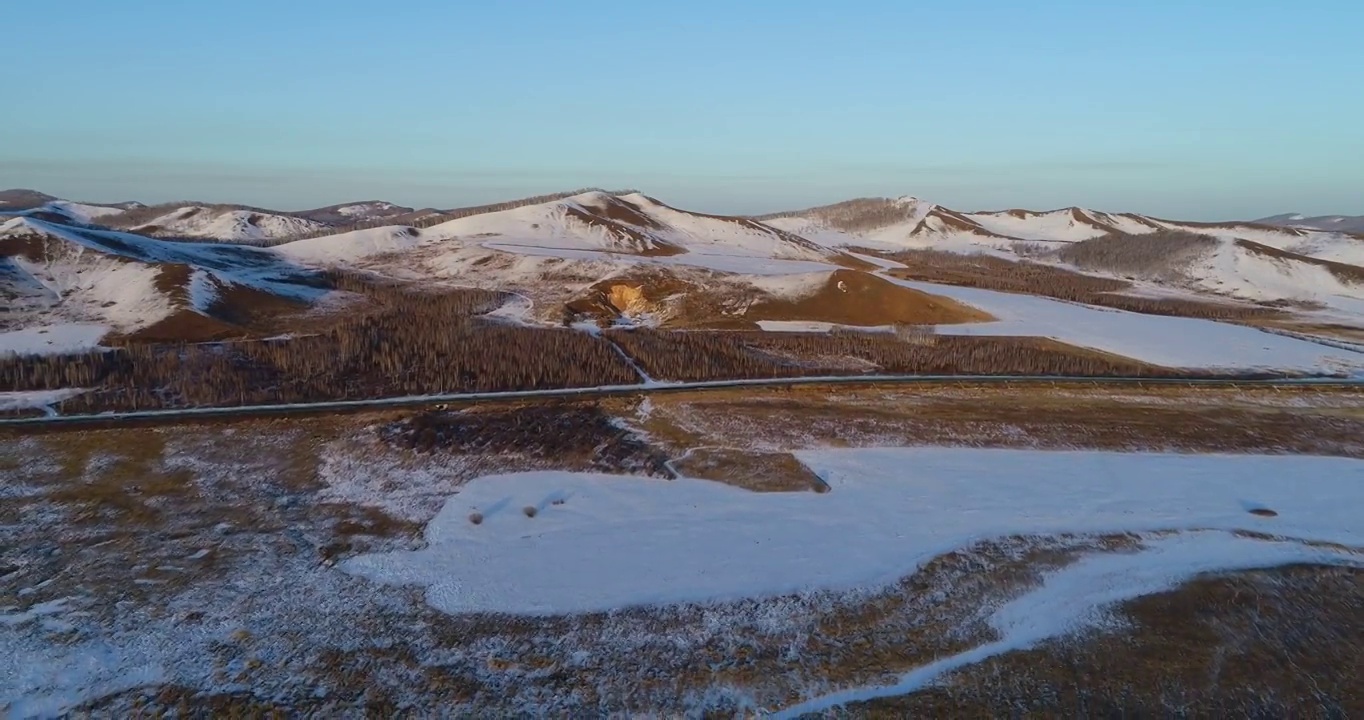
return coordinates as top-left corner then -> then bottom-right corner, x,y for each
890,278 -> 1364,374
342,449 -> 1364,615
0,389 -> 86,415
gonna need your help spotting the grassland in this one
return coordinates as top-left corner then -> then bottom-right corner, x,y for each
4,385 -> 1364,716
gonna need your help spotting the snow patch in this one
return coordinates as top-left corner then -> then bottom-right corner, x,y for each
892,277 -> 1364,374
0,324 -> 109,357
0,389 -> 87,416
341,449 -> 1364,616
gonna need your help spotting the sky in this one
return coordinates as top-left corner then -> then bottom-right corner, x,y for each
2,0 -> 1361,219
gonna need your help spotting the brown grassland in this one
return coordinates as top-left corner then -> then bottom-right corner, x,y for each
5,385 -> 1364,716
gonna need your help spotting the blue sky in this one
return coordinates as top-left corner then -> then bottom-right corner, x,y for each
2,0 -> 1360,218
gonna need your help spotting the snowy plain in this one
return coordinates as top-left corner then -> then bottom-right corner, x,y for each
342,448 -> 1364,616
886,277 -> 1364,375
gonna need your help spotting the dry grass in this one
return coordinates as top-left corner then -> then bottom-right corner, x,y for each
670,448 -> 829,492
565,267 -> 983,329
883,249 -> 1285,320
851,563 -> 1364,718
9,395 -> 1364,716
636,384 -> 1364,459
381,403 -> 672,478
742,269 -> 993,327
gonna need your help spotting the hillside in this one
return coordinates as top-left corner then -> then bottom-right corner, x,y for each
1259,213 -> 1364,235
0,217 -> 329,350
763,196 -> 1364,314
5,187 -> 1364,365
108,205 -> 330,243
295,201 -> 417,225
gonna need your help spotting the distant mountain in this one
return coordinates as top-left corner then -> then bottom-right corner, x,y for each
1257,213 -> 1364,235
106,204 -> 330,243
295,201 -> 417,225
278,190 -> 861,270
754,198 -> 1364,316
6,186 -> 1364,330
0,189 -> 58,211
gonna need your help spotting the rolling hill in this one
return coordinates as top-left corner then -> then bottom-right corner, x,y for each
0,216 -> 330,350
761,196 -> 1364,313
6,186 -> 1364,350
1259,213 -> 1364,235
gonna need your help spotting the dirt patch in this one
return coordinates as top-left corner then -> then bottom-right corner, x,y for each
671,448 -> 828,492
564,268 -> 721,326
116,309 -> 246,343
581,194 -> 667,231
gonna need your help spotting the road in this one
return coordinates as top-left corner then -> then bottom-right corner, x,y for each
3,373 -> 1361,430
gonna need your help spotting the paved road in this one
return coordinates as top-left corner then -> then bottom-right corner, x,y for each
3,373 -> 1361,430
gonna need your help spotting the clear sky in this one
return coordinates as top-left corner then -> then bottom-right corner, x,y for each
2,0 -> 1360,219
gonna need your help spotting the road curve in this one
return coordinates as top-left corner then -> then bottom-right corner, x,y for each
2,373 -> 1362,430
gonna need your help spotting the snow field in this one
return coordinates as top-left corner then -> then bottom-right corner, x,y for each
887,277 -> 1364,374
341,448 -> 1364,616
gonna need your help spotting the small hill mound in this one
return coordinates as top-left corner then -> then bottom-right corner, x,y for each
0,189 -> 58,211
1051,228 -> 1364,310
295,201 -> 416,225
566,267 -> 993,330
1056,231 -> 1220,281
1257,213 -> 1364,234
742,269 -> 995,327
275,225 -> 428,265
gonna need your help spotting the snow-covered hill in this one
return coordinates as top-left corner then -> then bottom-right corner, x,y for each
279,191 -> 855,272
763,198 -> 1172,254
763,196 -> 1364,313
295,201 -> 417,226
1258,213 -> 1364,235
0,217 -> 328,353
7,187 -> 1364,359
123,205 -> 328,243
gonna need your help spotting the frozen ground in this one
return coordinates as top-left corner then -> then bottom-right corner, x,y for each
6,429 -> 1364,717
342,449 -> 1364,615
772,530 -> 1363,718
886,277 -> 1364,374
